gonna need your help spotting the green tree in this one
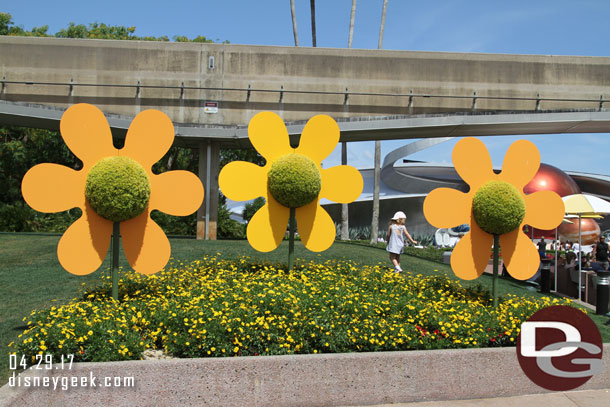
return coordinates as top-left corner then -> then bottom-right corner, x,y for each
242,197 -> 266,223
0,12 -> 49,37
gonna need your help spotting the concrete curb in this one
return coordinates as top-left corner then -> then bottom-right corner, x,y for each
1,345 -> 609,407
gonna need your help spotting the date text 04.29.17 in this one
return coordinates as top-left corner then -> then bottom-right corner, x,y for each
9,354 -> 74,370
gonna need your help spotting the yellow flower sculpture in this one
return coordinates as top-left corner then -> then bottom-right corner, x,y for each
423,137 -> 564,280
21,104 -> 204,275
219,112 -> 363,252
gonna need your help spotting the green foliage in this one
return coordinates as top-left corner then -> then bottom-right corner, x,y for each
0,13 -> 217,43
217,204 -> 245,239
0,203 -> 81,233
472,181 -> 525,235
55,22 -> 143,40
268,154 -> 321,208
243,197 -> 265,223
0,13 -> 49,37
220,148 -> 265,169
151,212 -> 196,236
173,35 -> 212,43
152,145 -> 197,174
0,126 -> 81,204
85,157 -> 151,222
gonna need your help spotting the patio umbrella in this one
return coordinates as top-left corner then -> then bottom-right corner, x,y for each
562,194 -> 610,301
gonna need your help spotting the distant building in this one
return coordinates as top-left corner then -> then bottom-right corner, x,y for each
321,140 -> 610,238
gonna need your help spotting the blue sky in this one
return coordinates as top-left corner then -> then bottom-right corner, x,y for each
3,0 -> 610,175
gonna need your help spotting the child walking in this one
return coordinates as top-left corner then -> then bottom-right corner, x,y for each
386,211 -> 417,273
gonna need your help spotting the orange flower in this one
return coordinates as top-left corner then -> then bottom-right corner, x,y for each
219,112 -> 362,252
423,138 -> 564,280
21,104 -> 203,275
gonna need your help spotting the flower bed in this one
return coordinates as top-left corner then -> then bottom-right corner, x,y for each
11,257 -> 573,363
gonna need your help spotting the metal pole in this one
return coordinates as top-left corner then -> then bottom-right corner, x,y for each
578,214 -> 582,301
554,227 -> 558,292
595,270 -> 609,315
112,222 -> 120,301
288,208 -> 296,270
492,235 -> 499,307
205,141 -> 211,240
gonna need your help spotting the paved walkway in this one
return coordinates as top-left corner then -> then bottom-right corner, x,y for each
352,388 -> 610,407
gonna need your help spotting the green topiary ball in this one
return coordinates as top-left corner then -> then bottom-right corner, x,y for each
85,156 -> 151,222
267,153 -> 321,208
472,180 -> 526,235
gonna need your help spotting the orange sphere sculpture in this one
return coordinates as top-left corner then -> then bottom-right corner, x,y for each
558,218 -> 601,245
523,163 -> 583,240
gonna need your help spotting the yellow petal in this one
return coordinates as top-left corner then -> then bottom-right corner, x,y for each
499,140 -> 540,190
296,115 -> 340,164
450,221 -> 493,280
59,103 -> 118,167
248,112 -> 292,162
295,201 -> 336,252
22,164 -> 85,213
319,165 -> 363,203
452,137 -> 493,191
246,197 -> 290,252
500,229 -> 540,280
57,203 -> 113,275
150,171 -> 204,216
121,210 -> 170,274
423,188 -> 471,228
218,161 -> 267,201
120,110 -> 175,171
523,190 -> 565,230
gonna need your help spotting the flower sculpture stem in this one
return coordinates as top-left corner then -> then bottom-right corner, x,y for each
492,235 -> 499,307
288,208 -> 296,271
112,222 -> 120,301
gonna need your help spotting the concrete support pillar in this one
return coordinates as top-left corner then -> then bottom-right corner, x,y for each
370,140 -> 381,244
340,141 -> 349,240
197,140 -> 220,240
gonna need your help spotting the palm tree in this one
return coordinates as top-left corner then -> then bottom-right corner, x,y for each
342,0 -> 357,241
378,0 -> 388,49
310,0 -> 317,47
371,0 -> 388,245
290,0 -> 299,46
348,0 -> 357,48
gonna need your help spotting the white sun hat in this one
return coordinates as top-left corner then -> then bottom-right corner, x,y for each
391,211 -> 406,220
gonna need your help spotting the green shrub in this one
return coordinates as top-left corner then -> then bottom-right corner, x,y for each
267,154 -> 321,208
85,156 -> 151,222
151,211 -> 196,236
243,197 -> 265,223
472,181 -> 525,235
0,202 -> 81,233
218,204 -> 245,239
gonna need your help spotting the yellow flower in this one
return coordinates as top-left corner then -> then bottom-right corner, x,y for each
219,112 -> 362,252
423,138 -> 563,280
21,104 -> 204,275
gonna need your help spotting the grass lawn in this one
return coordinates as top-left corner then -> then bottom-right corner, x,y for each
2,234 -> 609,386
